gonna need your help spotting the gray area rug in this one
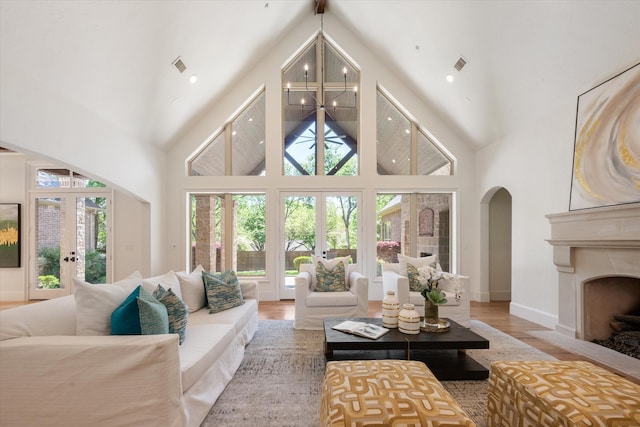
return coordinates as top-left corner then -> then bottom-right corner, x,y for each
201,319 -> 556,427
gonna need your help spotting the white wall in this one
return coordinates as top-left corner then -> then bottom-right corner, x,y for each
0,153 -> 153,299
476,102 -> 575,328
164,15 -> 478,301
0,62 -> 165,277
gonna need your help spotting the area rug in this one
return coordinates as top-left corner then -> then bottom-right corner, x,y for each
201,319 -> 556,427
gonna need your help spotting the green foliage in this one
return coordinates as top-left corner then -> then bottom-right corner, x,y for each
38,247 -> 60,277
85,250 -> 106,283
235,195 -> 266,251
284,196 -> 316,251
421,288 -> 448,305
38,275 -> 60,289
293,256 -> 312,271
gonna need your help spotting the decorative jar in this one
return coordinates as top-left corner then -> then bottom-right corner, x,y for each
398,303 -> 420,334
382,290 -> 399,328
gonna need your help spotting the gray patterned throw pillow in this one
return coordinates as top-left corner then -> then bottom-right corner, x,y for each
202,269 -> 245,314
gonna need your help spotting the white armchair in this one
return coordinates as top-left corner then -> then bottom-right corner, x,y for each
294,263 -> 369,330
382,263 -> 470,327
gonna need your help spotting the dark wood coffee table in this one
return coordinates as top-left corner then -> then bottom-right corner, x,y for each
323,318 -> 490,380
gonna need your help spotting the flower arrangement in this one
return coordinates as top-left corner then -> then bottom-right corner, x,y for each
416,265 -> 462,305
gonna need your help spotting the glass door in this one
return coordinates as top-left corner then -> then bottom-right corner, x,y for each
280,192 -> 359,299
30,193 -> 110,299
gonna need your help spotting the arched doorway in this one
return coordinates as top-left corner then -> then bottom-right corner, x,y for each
480,187 -> 512,302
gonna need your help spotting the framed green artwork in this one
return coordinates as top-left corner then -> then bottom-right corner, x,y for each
0,203 -> 21,268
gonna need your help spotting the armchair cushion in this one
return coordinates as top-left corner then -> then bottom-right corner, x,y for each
294,264 -> 369,330
311,255 -> 351,288
314,261 -> 348,292
398,254 -> 437,277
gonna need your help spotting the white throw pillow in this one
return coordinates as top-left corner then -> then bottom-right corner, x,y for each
311,255 -> 351,288
73,271 -> 143,336
142,271 -> 182,300
176,265 -> 206,313
397,254 -> 437,277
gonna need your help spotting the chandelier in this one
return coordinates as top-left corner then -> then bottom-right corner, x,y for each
285,15 -> 358,114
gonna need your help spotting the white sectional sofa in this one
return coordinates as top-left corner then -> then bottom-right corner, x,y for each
0,270 -> 258,427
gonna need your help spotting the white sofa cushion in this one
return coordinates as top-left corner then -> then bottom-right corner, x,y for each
142,270 -> 182,300
0,295 -> 77,340
176,265 -> 207,313
73,272 -> 143,336
179,323 -> 236,393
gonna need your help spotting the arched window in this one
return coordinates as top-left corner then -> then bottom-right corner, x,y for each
283,33 -> 359,176
419,208 -> 434,236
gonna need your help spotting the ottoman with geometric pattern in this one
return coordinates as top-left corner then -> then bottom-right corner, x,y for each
320,360 -> 476,427
487,360 -> 640,427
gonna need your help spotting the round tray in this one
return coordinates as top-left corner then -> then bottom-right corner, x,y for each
420,319 -> 451,333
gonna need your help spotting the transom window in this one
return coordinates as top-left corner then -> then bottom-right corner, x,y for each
189,90 -> 266,176
377,88 -> 453,175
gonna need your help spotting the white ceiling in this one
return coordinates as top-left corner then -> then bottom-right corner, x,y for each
1,0 -> 639,151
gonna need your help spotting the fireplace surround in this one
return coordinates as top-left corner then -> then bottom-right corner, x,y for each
546,203 -> 640,340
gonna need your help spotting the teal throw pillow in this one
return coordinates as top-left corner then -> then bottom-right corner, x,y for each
111,285 -> 169,335
153,285 -> 189,344
314,261 -> 347,292
202,269 -> 245,314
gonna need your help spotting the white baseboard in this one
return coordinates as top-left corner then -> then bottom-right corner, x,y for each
510,301 -> 558,329
490,290 -> 511,301
555,323 -> 576,338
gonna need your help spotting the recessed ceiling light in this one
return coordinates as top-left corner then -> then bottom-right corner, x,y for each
248,118 -> 253,122
446,74 -> 454,83
405,129 -> 410,134
387,117 -> 393,121
189,74 -> 198,84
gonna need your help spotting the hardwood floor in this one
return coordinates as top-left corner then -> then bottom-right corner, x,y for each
259,299 -> 638,384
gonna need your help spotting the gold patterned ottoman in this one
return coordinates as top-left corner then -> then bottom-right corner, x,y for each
487,360 -> 640,427
320,360 -> 476,427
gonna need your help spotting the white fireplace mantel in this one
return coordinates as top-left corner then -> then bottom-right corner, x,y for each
546,203 -> 640,338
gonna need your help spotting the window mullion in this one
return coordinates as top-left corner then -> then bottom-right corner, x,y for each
225,125 -> 233,175
410,122 -> 418,175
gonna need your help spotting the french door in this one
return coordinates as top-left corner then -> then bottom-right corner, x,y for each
29,192 -> 110,299
280,191 -> 360,299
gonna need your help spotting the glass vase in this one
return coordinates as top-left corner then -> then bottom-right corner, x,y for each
424,300 -> 439,325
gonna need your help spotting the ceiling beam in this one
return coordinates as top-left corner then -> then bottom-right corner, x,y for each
315,0 -> 326,14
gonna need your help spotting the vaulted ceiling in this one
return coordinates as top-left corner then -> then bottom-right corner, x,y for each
1,0 -> 639,152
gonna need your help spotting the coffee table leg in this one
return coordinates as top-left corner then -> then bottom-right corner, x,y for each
324,341 -> 333,359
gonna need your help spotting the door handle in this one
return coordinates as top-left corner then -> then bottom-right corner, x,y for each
63,257 -> 76,262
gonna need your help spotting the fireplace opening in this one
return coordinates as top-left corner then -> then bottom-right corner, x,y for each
584,276 -> 640,359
